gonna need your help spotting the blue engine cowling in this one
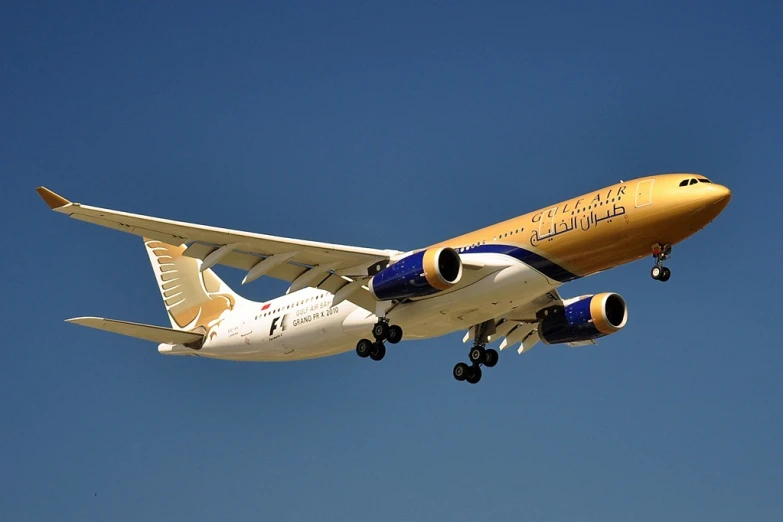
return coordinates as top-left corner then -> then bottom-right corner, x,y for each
369,247 -> 463,301
539,292 -> 628,344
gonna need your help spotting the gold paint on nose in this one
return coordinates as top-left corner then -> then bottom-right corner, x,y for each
708,184 -> 732,212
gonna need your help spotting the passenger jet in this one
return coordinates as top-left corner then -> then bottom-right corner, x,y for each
36,173 -> 730,384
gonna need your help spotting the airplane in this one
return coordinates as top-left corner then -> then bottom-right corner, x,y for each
36,173 -> 730,384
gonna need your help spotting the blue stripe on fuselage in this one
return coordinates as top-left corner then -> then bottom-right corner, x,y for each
462,243 -> 579,282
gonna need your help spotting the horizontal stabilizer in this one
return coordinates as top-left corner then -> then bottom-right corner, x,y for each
66,317 -> 204,345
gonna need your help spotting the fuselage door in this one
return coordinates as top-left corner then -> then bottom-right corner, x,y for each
537,207 -> 559,240
635,179 -> 654,208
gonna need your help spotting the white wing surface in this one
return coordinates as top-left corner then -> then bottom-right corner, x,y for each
36,187 -> 400,305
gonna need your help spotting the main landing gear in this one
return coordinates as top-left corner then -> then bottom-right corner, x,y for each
453,321 -> 499,384
355,319 -> 403,362
650,243 -> 672,282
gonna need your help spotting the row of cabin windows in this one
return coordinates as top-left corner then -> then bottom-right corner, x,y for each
459,195 -> 627,248
254,293 -> 326,320
571,196 -> 622,215
493,228 -> 524,241
458,241 -> 486,253
679,177 -> 713,186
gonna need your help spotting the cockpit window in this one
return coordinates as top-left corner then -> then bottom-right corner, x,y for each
680,177 -> 713,186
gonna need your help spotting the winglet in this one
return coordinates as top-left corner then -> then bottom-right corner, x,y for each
35,187 -> 71,209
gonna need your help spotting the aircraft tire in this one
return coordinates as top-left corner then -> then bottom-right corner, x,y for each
453,362 -> 469,381
370,342 -> 386,361
469,346 -> 486,364
484,348 -> 499,368
356,339 -> 373,358
372,322 -> 389,341
387,325 -> 403,344
466,366 -> 482,384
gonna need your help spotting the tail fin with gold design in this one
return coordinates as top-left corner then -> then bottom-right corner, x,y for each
143,238 -> 253,334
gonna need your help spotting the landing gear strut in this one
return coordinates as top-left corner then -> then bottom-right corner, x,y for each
453,321 -> 499,384
355,318 -> 403,362
651,243 -> 672,282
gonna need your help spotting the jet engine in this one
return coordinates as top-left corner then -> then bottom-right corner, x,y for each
539,292 -> 628,345
369,247 -> 463,301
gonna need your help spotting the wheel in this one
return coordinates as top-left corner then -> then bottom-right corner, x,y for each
453,362 -> 469,381
469,346 -> 486,364
660,267 -> 671,282
484,348 -> 499,368
372,322 -> 389,341
370,342 -> 386,361
466,366 -> 483,384
387,325 -> 403,344
356,339 -> 373,358
651,266 -> 662,280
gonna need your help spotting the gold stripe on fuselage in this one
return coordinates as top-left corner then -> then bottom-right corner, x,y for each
431,173 -> 731,280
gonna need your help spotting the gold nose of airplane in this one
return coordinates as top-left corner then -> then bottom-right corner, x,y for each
709,184 -> 732,211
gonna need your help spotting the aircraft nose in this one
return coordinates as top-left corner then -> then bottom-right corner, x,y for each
709,184 -> 732,211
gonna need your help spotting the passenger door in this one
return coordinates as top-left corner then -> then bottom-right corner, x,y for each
635,179 -> 654,208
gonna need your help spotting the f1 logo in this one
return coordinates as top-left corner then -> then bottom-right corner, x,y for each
269,315 -> 287,336
270,316 -> 281,336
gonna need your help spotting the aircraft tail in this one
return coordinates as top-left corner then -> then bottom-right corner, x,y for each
143,238 -> 252,332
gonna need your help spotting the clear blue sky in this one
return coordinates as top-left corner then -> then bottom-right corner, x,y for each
2,1 -> 781,520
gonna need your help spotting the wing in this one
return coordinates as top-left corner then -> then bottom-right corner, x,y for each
36,187 -> 401,301
463,290 -> 564,354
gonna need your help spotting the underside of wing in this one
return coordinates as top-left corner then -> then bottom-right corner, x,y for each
464,290 -> 564,354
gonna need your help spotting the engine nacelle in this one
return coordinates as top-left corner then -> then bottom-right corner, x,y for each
539,292 -> 628,345
369,247 -> 463,301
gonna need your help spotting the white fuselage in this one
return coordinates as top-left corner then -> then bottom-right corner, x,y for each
159,256 -> 557,361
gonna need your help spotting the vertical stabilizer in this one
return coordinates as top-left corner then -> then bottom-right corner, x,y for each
143,238 -> 252,332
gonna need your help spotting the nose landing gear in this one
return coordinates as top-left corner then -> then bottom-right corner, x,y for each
651,243 -> 672,282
